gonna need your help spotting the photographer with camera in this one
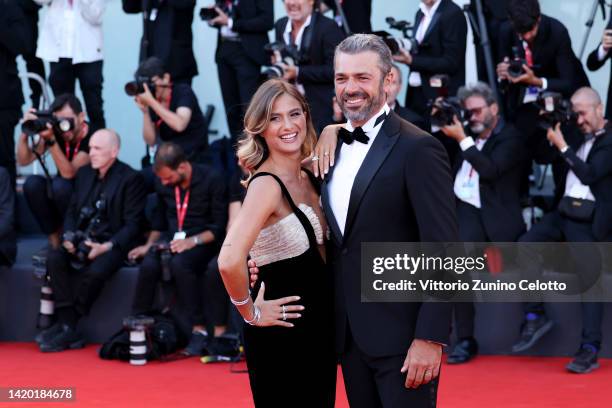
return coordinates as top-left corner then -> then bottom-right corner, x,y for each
122,0 -> 198,84
37,129 -> 146,352
129,143 -> 227,356
512,87 -> 612,374
0,0 -> 30,188
437,82 -> 526,364
392,0 -> 467,122
17,94 -> 91,250
35,0 -> 107,133
204,0 -> 273,142
587,15 -> 612,120
268,0 -> 344,132
496,0 -> 589,136
131,57 -> 208,167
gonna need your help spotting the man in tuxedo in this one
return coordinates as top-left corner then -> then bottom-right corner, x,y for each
38,129 -> 146,352
322,34 -> 458,407
122,0 -> 198,84
513,87 -> 612,374
273,0 -> 345,132
393,0 -> 467,121
439,82 -> 526,364
206,0 -> 273,142
586,15 -> 612,120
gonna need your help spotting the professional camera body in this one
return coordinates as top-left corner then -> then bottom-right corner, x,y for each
21,110 -> 75,136
373,17 -> 418,55
199,0 -> 226,21
262,41 -> 308,80
125,75 -> 157,97
428,75 -> 469,128
535,91 -> 577,130
62,195 -> 109,269
150,242 -> 173,282
508,46 -> 527,78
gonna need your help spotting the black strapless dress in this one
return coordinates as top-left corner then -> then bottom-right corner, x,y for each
243,172 -> 336,408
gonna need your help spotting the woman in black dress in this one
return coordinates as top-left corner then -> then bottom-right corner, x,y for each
218,79 -> 336,407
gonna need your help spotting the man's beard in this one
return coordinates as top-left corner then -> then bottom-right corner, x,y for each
469,113 -> 495,136
339,85 -> 386,124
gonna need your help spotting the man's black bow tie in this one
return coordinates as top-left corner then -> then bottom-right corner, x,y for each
339,112 -> 387,145
339,127 -> 369,145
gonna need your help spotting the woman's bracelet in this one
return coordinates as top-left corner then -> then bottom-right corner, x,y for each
230,291 -> 251,306
244,305 -> 261,326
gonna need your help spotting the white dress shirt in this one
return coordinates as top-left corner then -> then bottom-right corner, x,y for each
328,104 -> 391,234
563,138 -> 597,202
408,0 -> 442,87
454,136 -> 488,209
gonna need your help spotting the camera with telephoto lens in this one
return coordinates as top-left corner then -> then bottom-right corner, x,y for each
62,196 -> 109,269
125,75 -> 157,97
21,110 -> 75,136
428,75 -> 469,128
372,17 -> 418,55
262,42 -> 305,80
535,91 -> 577,130
507,46 -> 527,79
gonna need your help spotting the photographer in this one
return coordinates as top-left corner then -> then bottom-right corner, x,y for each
38,129 -> 146,352
393,0 -> 467,121
438,82 -> 526,364
17,94 -> 91,250
586,15 -> 612,120
205,0 -> 273,142
270,0 -> 344,132
129,143 -> 227,356
122,0 -> 198,84
496,0 -> 589,136
35,0 -> 107,132
0,0 -> 30,188
132,57 -> 208,164
513,87 -> 612,374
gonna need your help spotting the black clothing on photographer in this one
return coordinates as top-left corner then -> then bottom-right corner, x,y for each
132,164 -> 227,327
405,0 -> 467,118
274,12 -> 345,133
586,16 -> 612,120
498,15 -> 589,127
393,100 -> 426,130
48,160 -> 146,323
23,128 -> 92,235
122,0 -> 198,83
321,0 -> 372,34
519,125 -> 612,351
18,0 -> 45,108
0,1 -> 30,188
149,83 -> 208,155
0,167 -> 16,266
215,0 -> 274,141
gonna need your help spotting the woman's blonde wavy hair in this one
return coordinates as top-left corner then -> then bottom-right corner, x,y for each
237,79 -> 317,184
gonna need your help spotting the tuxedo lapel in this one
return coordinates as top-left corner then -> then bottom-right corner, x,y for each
413,11 -> 423,39
343,113 -> 401,240
423,2 -> 443,42
322,140 -> 345,245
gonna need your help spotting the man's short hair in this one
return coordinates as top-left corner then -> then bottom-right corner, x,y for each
50,94 -> 83,115
507,0 -> 541,34
457,82 -> 498,106
335,34 -> 393,79
153,143 -> 188,171
136,56 -> 167,79
391,64 -> 402,83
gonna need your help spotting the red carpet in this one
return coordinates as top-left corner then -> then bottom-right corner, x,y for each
1,343 -> 611,407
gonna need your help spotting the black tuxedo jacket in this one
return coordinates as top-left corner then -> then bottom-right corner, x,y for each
321,111 -> 458,357
537,127 -> 612,241
498,15 -> 589,118
410,0 -> 467,100
452,122 -> 526,241
587,17 -> 612,119
215,0 -> 273,66
274,12 -> 345,132
123,0 -> 198,82
64,161 -> 147,255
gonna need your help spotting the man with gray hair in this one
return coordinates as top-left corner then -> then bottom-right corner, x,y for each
37,129 -> 146,353
324,33 -> 458,406
439,82 -> 526,364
